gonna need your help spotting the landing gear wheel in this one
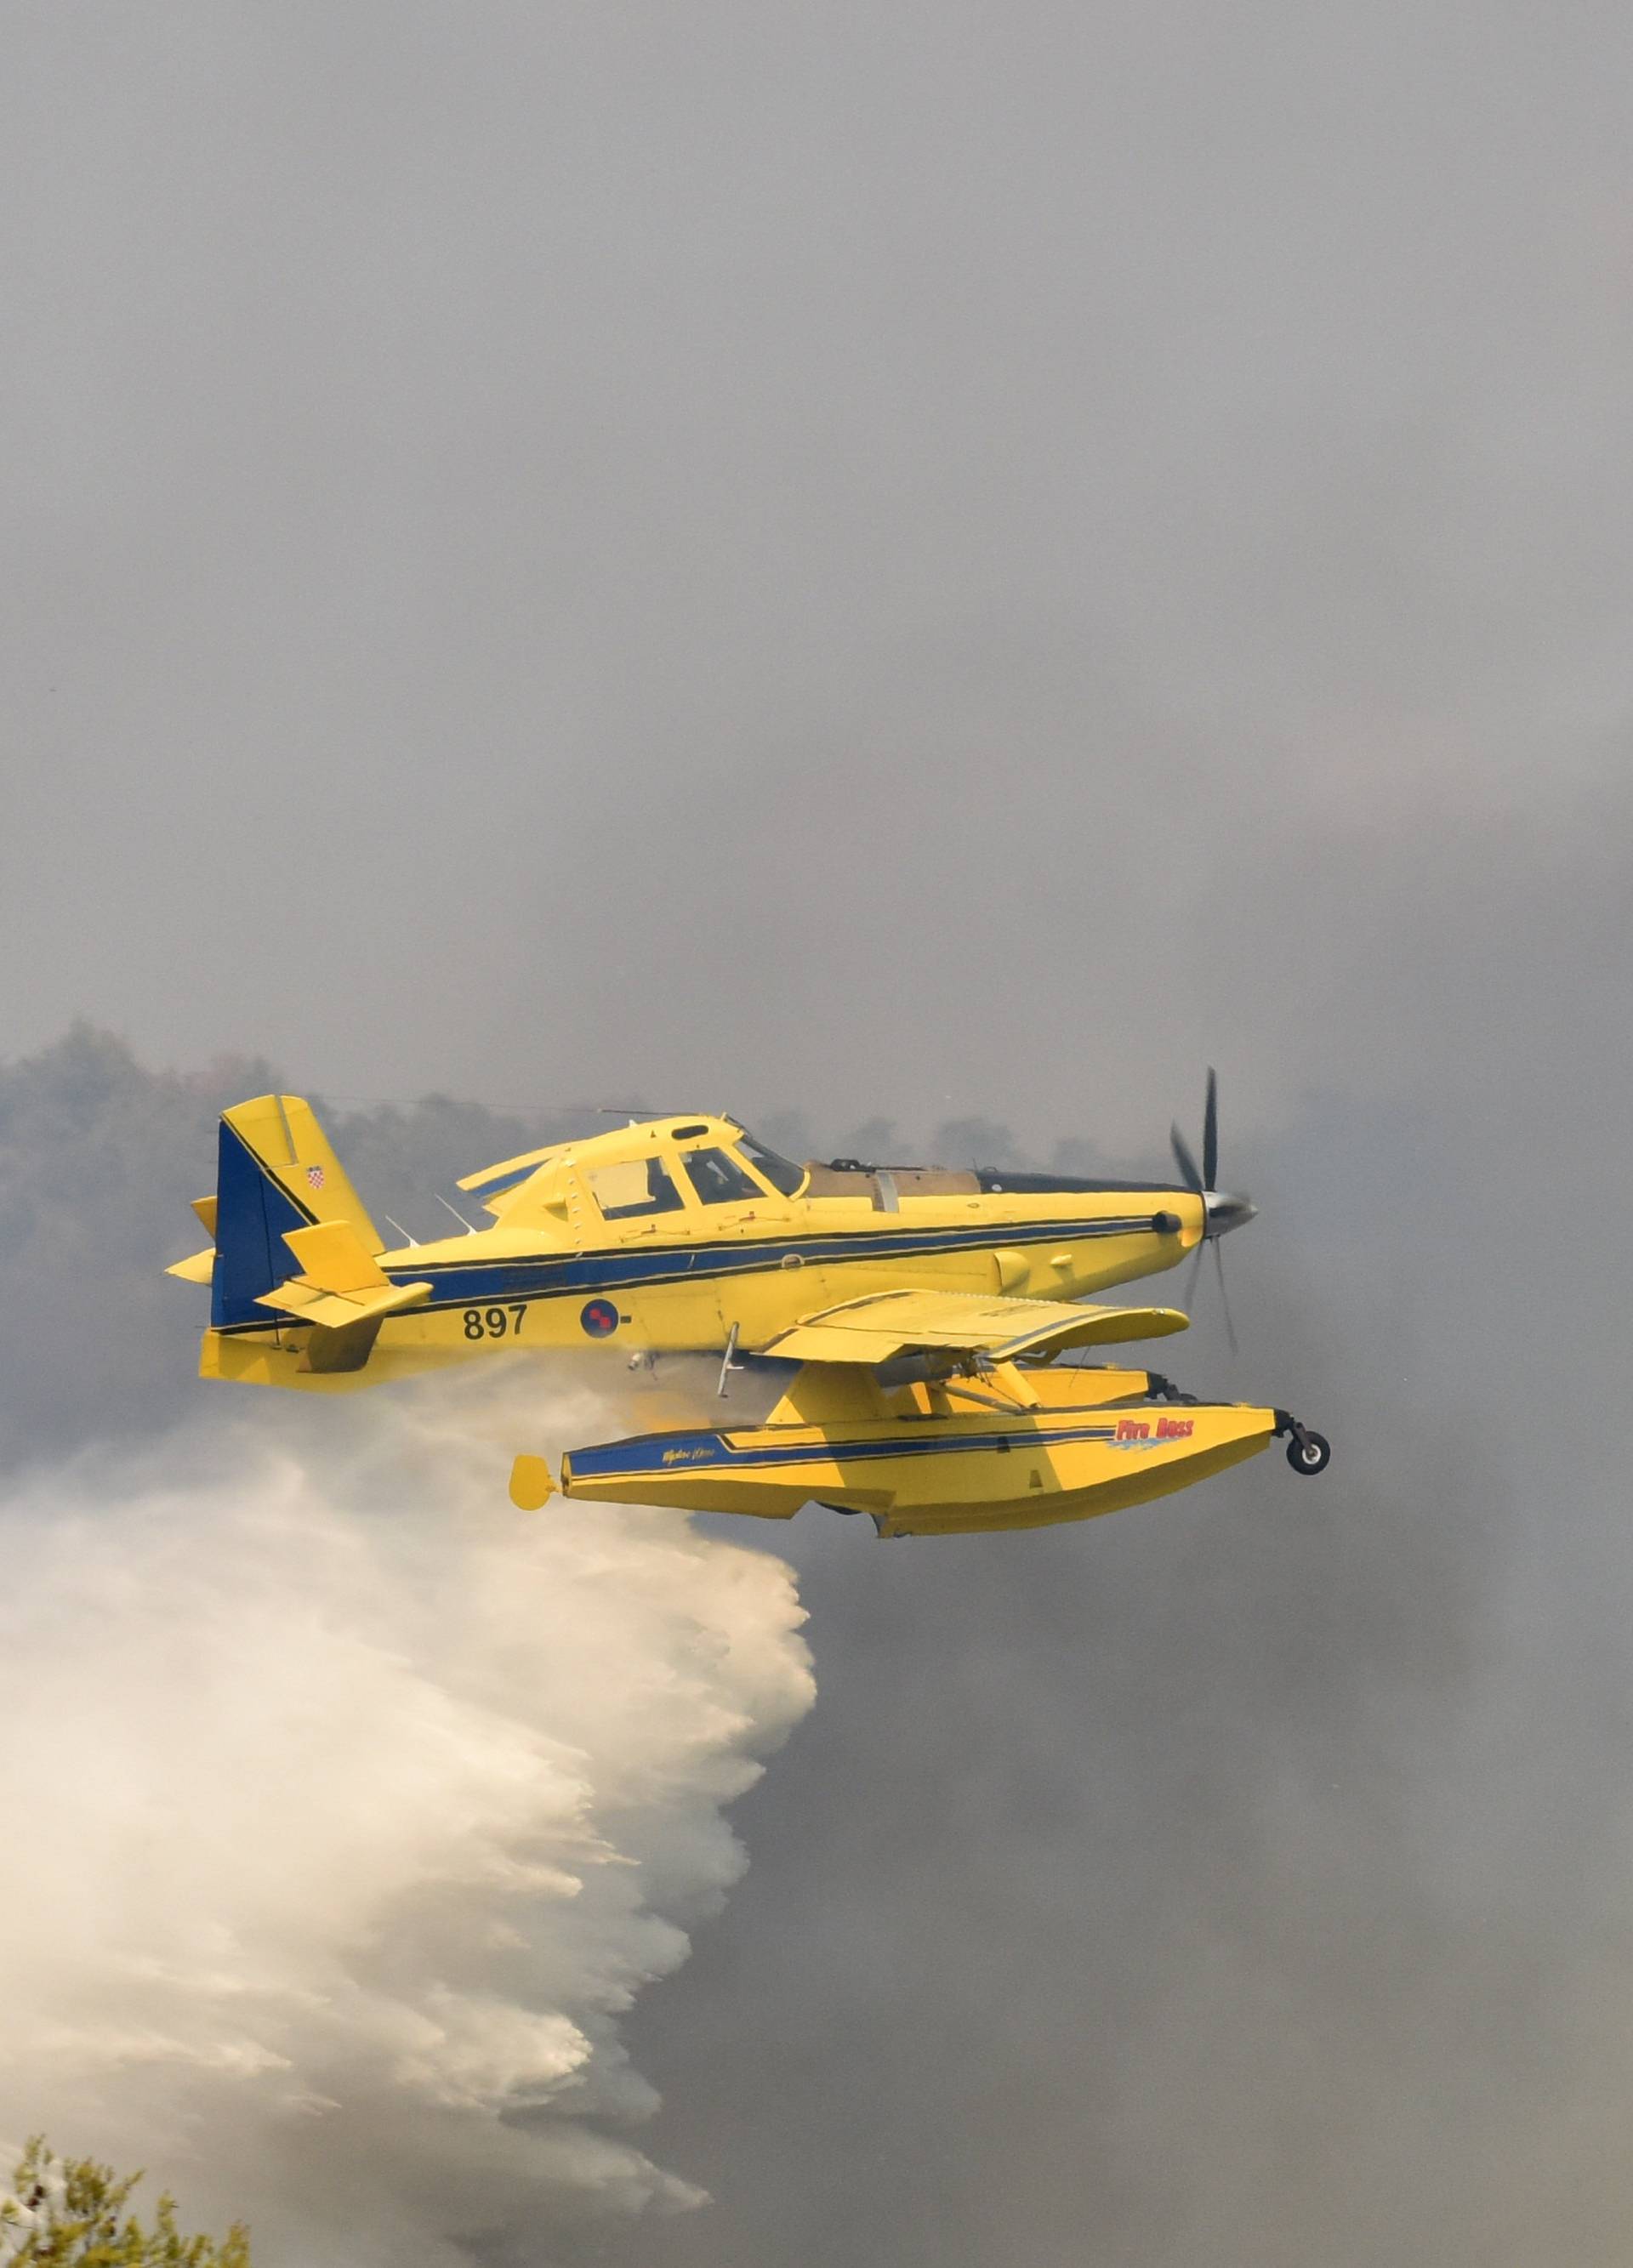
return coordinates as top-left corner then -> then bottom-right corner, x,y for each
1286,1430 -> 1331,1475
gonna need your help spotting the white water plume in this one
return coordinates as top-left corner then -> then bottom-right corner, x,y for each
0,1389 -> 814,2265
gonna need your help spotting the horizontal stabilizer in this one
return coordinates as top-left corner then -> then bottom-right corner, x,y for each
166,1247 -> 217,1285
763,1288 -> 1188,1367
282,1220 -> 391,1296
254,1219 -> 430,1330
257,1276 -> 432,1331
167,1191 -> 222,1281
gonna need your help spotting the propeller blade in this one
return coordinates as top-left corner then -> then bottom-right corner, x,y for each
1183,1237 -> 1207,1313
1170,1123 -> 1203,1193
1212,1236 -> 1238,1356
1202,1066 -> 1219,1192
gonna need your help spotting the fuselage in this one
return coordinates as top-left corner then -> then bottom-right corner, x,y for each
202,1112 -> 1208,1392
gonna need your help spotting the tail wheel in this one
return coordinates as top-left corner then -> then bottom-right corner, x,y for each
1286,1430 -> 1331,1475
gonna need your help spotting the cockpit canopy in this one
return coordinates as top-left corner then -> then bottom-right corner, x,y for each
664,1126 -> 808,1205
458,1115 -> 811,1230
732,1133 -> 806,1197
583,1123 -> 808,1218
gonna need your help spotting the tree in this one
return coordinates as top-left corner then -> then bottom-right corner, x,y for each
0,2140 -> 248,2266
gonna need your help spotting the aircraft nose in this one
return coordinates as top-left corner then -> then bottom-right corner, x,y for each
1204,1190 -> 1257,1237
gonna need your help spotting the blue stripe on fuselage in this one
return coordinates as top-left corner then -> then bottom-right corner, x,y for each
213,1209 -> 1169,1333
567,1418 -> 1122,1480
384,1212 -> 1159,1310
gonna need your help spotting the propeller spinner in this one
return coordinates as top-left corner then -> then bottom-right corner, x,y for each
1169,1068 -> 1256,1351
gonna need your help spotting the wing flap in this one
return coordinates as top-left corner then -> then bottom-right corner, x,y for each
762,1288 -> 1187,1367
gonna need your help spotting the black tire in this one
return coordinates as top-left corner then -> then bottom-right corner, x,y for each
1286,1430 -> 1331,1475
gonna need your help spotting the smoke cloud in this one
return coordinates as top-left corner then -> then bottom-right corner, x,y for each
0,1385 -> 813,2265
5,0 -> 1633,2257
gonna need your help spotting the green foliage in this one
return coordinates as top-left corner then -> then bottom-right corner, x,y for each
0,2140 -> 248,2266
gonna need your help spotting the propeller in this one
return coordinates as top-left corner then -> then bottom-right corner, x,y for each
1169,1068 -> 1255,1353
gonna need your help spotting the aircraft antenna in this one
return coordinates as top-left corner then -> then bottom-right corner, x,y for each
383,1214 -> 420,1247
434,1192 -> 479,1235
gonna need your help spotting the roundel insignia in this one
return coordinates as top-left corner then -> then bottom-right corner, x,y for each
580,1298 -> 620,1339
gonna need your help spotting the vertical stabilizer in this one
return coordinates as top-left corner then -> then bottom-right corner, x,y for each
211,1095 -> 383,1329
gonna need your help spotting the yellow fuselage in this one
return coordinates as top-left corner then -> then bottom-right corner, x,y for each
202,1111 -> 1206,1392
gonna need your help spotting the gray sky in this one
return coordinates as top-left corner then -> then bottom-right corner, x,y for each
5,0 -> 1631,1144
4,7 -> 1633,2263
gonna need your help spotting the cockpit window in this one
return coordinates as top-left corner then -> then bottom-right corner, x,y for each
680,1147 -> 763,1206
586,1156 -> 685,1220
737,1134 -> 807,1197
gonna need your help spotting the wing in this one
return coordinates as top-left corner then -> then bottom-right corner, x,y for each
761,1287 -> 1187,1367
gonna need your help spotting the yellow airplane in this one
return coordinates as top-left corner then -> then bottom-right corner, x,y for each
168,1076 -> 1330,1534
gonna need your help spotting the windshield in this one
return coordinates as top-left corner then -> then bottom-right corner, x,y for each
736,1134 -> 807,1197
680,1147 -> 763,1206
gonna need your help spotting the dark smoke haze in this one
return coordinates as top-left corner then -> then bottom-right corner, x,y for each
4,2 -> 1633,2259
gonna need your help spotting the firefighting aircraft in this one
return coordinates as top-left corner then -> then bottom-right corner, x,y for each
168,1078 -> 1329,1538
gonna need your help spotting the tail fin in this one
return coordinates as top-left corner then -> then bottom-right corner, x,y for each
210,1094 -> 383,1329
